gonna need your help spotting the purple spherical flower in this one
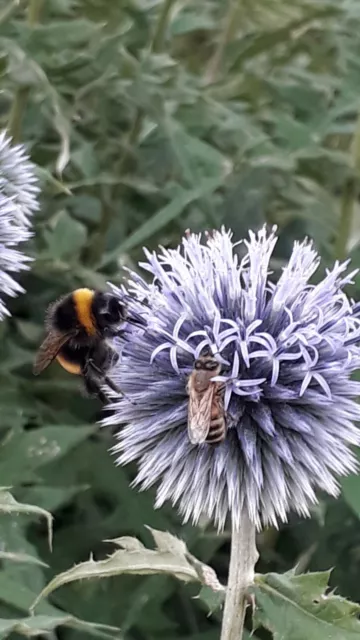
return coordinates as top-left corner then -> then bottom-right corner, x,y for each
104,226 -> 360,529
0,131 -> 39,319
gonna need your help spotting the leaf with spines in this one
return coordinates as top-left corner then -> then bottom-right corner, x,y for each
0,551 -> 48,568
0,489 -> 53,550
31,527 -> 224,612
0,614 -> 120,639
253,570 -> 360,640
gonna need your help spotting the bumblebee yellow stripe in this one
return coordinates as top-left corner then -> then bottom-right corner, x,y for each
72,288 -> 96,335
56,354 -> 82,375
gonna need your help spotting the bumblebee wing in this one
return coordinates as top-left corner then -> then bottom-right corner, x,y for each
187,384 -> 215,445
33,330 -> 76,375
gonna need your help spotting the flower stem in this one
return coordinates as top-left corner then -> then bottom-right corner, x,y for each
220,509 -> 258,640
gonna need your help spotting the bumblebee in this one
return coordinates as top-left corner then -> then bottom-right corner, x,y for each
33,288 -> 135,403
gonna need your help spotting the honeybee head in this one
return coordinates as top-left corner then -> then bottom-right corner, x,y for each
194,347 -> 220,371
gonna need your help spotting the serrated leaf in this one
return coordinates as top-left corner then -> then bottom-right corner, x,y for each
197,585 -> 225,614
254,570 -> 360,639
0,573 -> 120,638
146,526 -> 188,556
0,490 -> 53,551
0,614 -> 120,639
0,551 -> 48,568
31,528 -> 224,612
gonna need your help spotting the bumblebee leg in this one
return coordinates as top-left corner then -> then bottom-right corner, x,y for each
85,359 -> 120,394
86,359 -> 136,404
82,373 -> 109,404
104,374 -> 121,395
103,373 -> 137,405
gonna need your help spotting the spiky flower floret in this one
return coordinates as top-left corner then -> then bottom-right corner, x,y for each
0,131 -> 39,319
104,226 -> 360,530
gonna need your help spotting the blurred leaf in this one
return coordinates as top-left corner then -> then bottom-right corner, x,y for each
19,485 -> 89,513
0,426 -> 94,484
101,176 -> 225,264
341,473 -> 360,520
28,20 -> 103,49
44,210 -> 87,259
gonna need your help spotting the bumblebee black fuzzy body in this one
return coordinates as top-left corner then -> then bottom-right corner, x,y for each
33,288 -> 127,403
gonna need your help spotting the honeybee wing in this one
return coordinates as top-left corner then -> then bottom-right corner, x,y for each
33,330 -> 77,375
187,379 -> 216,445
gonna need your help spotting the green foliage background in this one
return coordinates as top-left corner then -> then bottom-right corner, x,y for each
2,0 -> 360,637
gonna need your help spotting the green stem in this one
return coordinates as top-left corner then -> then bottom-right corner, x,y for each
27,0 -> 44,26
7,0 -> 44,140
150,0 -> 176,53
85,113 -> 143,266
205,0 -> 240,84
220,509 -> 258,640
86,1 -> 176,265
335,113 -> 360,260
0,0 -> 23,26
7,87 -> 30,143
334,177 -> 357,261
120,0 -> 177,162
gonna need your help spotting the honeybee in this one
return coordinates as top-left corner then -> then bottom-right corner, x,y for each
187,351 -> 227,445
33,288 -> 137,404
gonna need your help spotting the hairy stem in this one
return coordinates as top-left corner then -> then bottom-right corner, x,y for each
220,509 -> 258,640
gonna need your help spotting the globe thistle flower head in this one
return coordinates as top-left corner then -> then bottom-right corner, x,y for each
0,131 -> 39,319
104,226 -> 360,530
